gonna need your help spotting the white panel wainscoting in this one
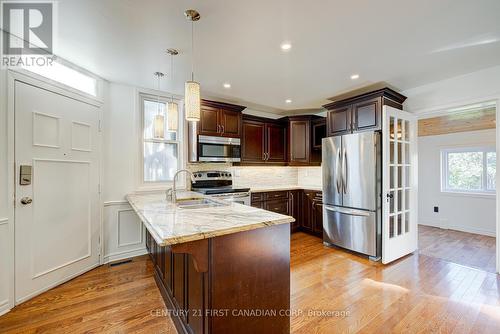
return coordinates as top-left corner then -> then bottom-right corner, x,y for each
103,201 -> 147,263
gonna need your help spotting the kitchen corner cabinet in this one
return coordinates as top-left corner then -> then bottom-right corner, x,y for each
312,118 -> 327,149
240,115 -> 287,165
198,100 -> 245,138
251,189 -> 322,236
300,190 -> 323,236
287,116 -> 324,166
323,87 -> 407,137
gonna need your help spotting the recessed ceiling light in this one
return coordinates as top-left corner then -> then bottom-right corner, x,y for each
280,42 -> 292,51
285,99 -> 292,104
350,74 -> 360,80
223,83 -> 231,88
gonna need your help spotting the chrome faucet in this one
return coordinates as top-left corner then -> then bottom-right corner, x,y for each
167,169 -> 195,203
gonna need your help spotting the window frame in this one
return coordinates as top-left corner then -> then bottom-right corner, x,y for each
441,146 -> 496,195
138,92 -> 184,190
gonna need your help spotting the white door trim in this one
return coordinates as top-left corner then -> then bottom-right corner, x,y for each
6,69 -> 104,310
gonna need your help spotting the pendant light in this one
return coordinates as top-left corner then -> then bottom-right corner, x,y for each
166,48 -> 179,131
184,9 -> 201,122
153,71 -> 165,139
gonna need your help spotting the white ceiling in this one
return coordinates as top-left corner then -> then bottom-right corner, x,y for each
56,0 -> 500,113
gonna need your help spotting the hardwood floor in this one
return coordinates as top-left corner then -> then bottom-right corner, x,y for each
1,232 -> 500,333
290,232 -> 500,333
0,256 -> 177,333
419,225 -> 496,273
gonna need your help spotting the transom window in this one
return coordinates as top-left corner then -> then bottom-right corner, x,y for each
441,147 -> 496,194
22,61 -> 98,97
140,94 -> 181,184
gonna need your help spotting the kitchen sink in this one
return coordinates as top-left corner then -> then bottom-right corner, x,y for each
176,198 -> 228,209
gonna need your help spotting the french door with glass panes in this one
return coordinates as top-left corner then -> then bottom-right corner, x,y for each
382,106 -> 418,264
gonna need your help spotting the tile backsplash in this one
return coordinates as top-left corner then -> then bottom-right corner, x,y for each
187,163 -> 322,189
297,167 -> 322,188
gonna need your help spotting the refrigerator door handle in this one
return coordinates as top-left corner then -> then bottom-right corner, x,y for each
336,147 -> 342,194
324,205 -> 371,217
342,147 -> 348,194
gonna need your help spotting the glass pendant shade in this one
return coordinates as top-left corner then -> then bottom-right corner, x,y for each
167,102 -> 178,131
153,114 -> 165,138
185,80 -> 200,121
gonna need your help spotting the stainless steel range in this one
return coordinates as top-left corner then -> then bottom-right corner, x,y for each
191,171 -> 251,206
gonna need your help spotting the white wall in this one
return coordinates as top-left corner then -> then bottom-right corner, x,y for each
102,83 -> 146,262
418,129 -> 496,236
0,69 -> 13,315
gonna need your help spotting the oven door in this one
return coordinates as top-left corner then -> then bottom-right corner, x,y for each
198,135 -> 241,162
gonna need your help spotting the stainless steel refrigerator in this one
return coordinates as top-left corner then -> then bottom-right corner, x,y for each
322,132 -> 381,259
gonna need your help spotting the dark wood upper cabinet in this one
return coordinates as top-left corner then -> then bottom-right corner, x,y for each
241,120 -> 265,163
241,114 -> 324,166
312,118 -> 326,150
198,100 -> 245,138
324,87 -> 407,137
289,120 -> 310,164
220,109 -> 241,137
241,115 -> 286,165
353,97 -> 380,131
287,116 -> 323,166
266,123 -> 286,162
327,106 -> 351,136
199,105 -> 220,136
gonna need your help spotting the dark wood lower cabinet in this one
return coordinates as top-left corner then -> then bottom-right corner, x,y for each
302,190 -> 323,237
147,223 -> 291,334
289,190 -> 301,233
250,189 -> 323,236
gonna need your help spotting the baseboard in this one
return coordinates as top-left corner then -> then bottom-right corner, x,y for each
447,224 -> 496,237
419,222 -> 496,237
103,248 -> 147,264
419,220 -> 444,229
0,300 -> 10,317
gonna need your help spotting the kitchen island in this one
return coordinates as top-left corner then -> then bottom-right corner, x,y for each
127,192 -> 294,334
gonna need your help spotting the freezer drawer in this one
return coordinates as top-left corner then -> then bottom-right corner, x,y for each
323,205 -> 377,257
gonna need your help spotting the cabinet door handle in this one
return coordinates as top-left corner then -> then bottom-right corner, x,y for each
221,125 -> 225,134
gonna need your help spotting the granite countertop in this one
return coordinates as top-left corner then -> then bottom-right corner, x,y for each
250,185 -> 322,192
127,191 -> 295,246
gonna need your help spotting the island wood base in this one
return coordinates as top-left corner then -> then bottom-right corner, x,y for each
146,223 -> 291,334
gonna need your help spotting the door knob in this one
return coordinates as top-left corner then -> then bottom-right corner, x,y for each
20,197 -> 33,205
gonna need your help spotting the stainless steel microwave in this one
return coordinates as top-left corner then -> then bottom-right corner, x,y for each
188,123 -> 241,163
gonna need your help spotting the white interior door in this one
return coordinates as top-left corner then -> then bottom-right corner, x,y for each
382,106 -> 418,264
15,80 -> 101,303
